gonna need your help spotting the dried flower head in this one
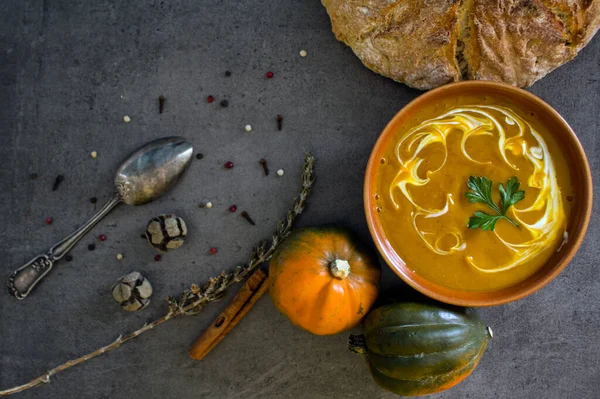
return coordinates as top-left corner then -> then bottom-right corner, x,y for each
112,272 -> 153,312
145,214 -> 188,252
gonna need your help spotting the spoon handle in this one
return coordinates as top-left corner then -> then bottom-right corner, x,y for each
7,195 -> 122,300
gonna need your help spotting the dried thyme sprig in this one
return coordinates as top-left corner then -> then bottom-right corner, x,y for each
0,152 -> 315,397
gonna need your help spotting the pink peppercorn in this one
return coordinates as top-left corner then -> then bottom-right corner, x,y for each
154,254 -> 162,262
98,234 -> 107,242
45,217 -> 53,225
206,95 -> 215,103
229,205 -> 237,212
265,71 -> 274,79
209,247 -> 218,255
224,161 -> 234,169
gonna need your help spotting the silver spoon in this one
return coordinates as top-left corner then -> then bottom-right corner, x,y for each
7,136 -> 194,299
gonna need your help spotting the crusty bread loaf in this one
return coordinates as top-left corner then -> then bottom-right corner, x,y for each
322,0 -> 600,89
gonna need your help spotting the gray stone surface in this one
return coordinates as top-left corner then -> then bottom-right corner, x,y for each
0,1 -> 599,398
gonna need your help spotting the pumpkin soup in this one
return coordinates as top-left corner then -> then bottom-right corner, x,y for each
375,96 -> 572,291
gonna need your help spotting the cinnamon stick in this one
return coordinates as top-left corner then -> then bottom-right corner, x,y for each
189,268 -> 269,360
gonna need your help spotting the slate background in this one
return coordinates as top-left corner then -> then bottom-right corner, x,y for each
1,1 -> 599,398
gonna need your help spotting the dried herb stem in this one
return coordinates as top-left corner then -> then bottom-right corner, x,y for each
0,153 -> 315,397
0,315 -> 173,396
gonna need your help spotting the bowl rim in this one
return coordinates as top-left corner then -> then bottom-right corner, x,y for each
364,80 -> 593,307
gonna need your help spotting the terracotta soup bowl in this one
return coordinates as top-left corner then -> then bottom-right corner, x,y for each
364,81 -> 592,306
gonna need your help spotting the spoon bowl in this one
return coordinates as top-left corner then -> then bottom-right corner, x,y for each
116,137 -> 193,205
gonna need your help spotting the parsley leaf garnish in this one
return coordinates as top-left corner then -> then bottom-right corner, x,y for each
465,176 -> 525,231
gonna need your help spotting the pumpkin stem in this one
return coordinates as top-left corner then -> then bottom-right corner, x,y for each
330,259 -> 351,279
348,334 -> 367,355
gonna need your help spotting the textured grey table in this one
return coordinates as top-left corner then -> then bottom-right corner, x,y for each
1,1 -> 599,398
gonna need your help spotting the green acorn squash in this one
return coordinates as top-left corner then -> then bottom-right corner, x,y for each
350,302 -> 492,396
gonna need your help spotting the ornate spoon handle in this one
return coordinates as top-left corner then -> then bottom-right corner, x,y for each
7,195 -> 122,299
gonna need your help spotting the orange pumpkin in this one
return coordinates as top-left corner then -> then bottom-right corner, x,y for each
269,227 -> 381,335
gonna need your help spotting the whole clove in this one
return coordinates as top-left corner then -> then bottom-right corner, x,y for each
52,175 -> 65,191
158,95 -> 166,114
276,114 -> 283,131
259,159 -> 269,176
241,211 -> 256,226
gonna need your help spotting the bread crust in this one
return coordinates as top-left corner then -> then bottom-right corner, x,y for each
322,0 -> 600,89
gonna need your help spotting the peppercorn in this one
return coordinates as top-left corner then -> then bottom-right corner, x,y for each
65,255 -> 73,262
98,234 -> 107,242
229,205 -> 237,213
266,71 -> 274,79
225,70 -> 231,77
220,99 -> 229,108
209,247 -> 218,255
90,197 -> 98,204
88,244 -> 95,251
45,217 -> 53,225
196,153 -> 204,160
207,95 -> 215,103
154,254 -> 162,262
224,161 -> 234,169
